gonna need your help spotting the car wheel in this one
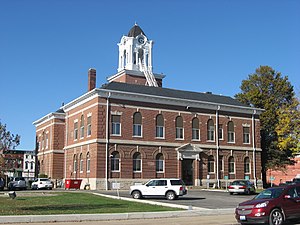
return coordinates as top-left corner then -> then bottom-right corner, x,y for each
132,190 -> 142,199
269,208 -> 284,225
229,192 -> 233,195
166,191 -> 176,200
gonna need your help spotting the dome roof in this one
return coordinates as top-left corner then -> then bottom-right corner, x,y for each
127,24 -> 146,37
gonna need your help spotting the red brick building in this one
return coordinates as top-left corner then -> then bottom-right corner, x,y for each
33,24 -> 263,190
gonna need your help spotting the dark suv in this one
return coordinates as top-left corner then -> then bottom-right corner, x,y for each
235,184 -> 300,225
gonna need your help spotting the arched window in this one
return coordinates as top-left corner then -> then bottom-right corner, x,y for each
80,115 -> 84,138
87,115 -> 92,136
192,117 -> 200,140
73,154 -> 77,173
74,121 -> 78,140
79,153 -> 83,172
138,49 -> 144,64
111,151 -> 120,172
175,116 -> 184,139
228,156 -> 235,174
227,121 -> 235,143
86,152 -> 90,172
30,162 -> 34,170
123,50 -> 127,67
156,153 -> 164,172
207,119 -> 215,141
244,157 -> 250,174
133,152 -> 142,172
133,112 -> 142,137
25,161 -> 28,170
156,114 -> 164,138
208,155 -> 215,173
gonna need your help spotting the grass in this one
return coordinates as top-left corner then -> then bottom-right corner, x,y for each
0,192 -> 179,216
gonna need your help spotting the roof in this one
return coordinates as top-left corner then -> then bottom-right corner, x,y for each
101,82 -> 249,108
128,24 -> 146,37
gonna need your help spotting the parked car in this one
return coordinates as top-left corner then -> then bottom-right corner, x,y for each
293,178 -> 300,184
31,178 -> 53,190
0,177 -> 5,191
129,178 -> 187,200
228,180 -> 256,195
8,177 -> 27,190
235,184 -> 300,225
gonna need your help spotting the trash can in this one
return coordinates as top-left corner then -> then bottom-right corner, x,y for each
65,179 -> 82,190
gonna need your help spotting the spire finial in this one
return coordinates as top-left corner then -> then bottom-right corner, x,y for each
134,21 -> 138,26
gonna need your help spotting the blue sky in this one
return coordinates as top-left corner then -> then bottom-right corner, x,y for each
1,0 -> 299,150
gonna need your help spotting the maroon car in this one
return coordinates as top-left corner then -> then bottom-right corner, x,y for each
235,184 -> 300,225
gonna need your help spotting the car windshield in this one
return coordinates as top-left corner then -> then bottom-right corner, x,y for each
255,188 -> 284,199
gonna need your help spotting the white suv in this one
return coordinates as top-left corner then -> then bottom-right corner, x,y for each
129,178 -> 187,200
31,178 -> 53,190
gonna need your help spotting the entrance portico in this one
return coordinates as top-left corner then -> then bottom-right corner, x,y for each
176,143 -> 203,186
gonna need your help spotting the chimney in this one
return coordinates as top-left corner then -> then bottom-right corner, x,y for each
88,68 -> 96,91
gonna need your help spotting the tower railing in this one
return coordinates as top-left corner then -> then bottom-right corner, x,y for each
138,59 -> 158,87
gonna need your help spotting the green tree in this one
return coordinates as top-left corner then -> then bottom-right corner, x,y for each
275,97 -> 300,154
0,121 -> 20,176
235,66 -> 298,173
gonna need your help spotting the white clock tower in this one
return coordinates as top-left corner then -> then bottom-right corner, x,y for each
109,23 -> 164,87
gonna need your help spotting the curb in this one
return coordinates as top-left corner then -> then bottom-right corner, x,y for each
0,209 -> 235,224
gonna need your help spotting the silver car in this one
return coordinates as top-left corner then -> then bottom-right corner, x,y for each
228,180 -> 255,195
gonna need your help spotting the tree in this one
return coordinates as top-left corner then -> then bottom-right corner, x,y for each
275,97 -> 300,154
0,121 -> 20,152
235,66 -> 299,173
0,121 -> 20,176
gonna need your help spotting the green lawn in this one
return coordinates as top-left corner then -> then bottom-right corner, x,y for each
0,192 -> 179,216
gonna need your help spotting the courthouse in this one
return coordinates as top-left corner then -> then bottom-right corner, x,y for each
33,24 -> 263,190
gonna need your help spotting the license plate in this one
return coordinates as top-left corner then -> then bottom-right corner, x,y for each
240,215 -> 246,221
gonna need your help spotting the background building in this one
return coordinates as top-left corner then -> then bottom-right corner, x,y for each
33,24 -> 263,190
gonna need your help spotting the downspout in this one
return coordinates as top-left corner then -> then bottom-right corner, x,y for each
64,112 -> 68,180
252,110 -> 257,188
216,106 -> 220,188
105,92 -> 111,190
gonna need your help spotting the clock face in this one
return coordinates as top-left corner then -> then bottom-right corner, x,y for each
138,36 -> 145,44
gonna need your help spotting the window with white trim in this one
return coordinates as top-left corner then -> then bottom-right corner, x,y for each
79,153 -> 83,173
86,152 -> 90,173
133,152 -> 142,172
87,115 -> 91,136
243,127 -> 250,144
244,157 -> 250,174
192,117 -> 200,140
74,121 -> 78,140
175,116 -> 184,139
133,112 -> 142,137
227,121 -> 235,143
228,156 -> 235,174
208,155 -> 215,173
111,151 -> 120,172
155,114 -> 164,138
207,119 -> 215,141
80,115 -> 84,138
156,153 -> 164,172
111,115 -> 121,135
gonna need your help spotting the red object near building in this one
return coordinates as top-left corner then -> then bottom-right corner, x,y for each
64,179 -> 82,190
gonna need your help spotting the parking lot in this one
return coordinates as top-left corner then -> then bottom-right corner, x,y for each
96,188 -> 254,209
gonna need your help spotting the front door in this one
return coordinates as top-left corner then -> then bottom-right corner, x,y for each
182,159 -> 194,186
